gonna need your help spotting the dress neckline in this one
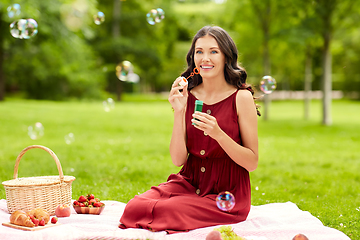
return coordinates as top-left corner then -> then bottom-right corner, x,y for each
189,89 -> 238,106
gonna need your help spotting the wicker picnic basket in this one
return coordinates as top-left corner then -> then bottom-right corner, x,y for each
2,145 -> 75,215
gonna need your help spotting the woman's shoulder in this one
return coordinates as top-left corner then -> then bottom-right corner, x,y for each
236,89 -> 254,102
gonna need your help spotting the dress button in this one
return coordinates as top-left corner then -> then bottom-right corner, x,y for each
204,132 -> 208,136
201,167 -> 205,172
200,150 -> 205,155
196,189 -> 200,195
206,109 -> 211,115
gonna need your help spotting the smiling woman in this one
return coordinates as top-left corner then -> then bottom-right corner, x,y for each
119,26 -> 260,233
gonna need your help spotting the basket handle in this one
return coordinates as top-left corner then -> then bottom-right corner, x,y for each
13,145 -> 64,182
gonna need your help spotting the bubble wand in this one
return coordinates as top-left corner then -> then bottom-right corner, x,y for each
179,67 -> 200,87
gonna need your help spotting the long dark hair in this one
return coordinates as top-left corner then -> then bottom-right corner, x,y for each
182,26 -> 260,116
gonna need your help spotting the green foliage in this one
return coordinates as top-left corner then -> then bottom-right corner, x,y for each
1,0 -> 360,99
1,0 -> 106,100
0,97 -> 359,239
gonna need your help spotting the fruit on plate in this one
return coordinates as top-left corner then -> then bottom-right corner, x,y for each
73,193 -> 105,215
73,193 -> 105,208
51,216 -> 58,224
55,204 -> 71,218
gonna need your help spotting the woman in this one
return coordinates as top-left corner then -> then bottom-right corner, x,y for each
119,25 -> 260,233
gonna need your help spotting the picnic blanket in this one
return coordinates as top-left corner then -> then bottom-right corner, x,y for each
0,199 -> 350,240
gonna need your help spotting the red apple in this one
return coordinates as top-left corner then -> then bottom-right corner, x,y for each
55,204 -> 71,217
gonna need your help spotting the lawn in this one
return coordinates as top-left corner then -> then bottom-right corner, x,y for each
0,95 -> 359,239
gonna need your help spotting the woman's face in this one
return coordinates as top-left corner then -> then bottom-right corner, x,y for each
194,35 -> 226,81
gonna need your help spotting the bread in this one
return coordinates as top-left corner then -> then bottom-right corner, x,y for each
10,210 -> 35,227
27,208 -> 50,224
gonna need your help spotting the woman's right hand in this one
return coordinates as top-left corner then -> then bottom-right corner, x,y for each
168,77 -> 188,112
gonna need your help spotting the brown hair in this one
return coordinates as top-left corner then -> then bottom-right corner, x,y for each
182,26 -> 260,116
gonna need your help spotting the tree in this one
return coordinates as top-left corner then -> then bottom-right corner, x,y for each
312,0 -> 356,125
1,0 -> 106,100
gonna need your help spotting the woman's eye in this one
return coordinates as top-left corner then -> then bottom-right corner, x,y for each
196,50 -> 203,54
211,50 -> 218,54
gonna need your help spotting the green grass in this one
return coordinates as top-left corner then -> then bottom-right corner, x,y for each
0,96 -> 359,239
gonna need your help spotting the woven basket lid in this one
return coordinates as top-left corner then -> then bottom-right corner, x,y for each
2,175 -> 75,187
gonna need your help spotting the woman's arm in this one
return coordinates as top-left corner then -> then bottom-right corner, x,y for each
191,90 -> 258,171
168,77 -> 189,167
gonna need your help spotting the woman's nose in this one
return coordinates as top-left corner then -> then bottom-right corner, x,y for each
202,53 -> 210,61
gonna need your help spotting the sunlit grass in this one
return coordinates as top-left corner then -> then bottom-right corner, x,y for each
0,96 -> 359,239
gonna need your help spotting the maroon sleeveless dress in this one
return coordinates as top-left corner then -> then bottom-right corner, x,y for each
119,90 -> 251,233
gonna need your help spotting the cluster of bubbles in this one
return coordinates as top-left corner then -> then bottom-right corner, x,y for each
260,75 -> 277,94
115,61 -> 140,83
146,8 -> 165,25
28,122 -> 44,140
103,98 -> 115,112
27,122 -> 76,145
10,18 -> 38,39
7,4 -> 38,40
64,133 -> 75,144
216,191 -> 235,211
7,3 -> 21,18
93,11 -> 105,25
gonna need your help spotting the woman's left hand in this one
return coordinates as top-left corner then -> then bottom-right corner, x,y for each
191,111 -> 223,140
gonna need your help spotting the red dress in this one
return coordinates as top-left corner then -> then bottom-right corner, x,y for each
119,90 -> 251,233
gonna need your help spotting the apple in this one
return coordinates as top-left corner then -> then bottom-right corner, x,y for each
55,204 -> 71,217
292,234 -> 309,240
206,230 -> 223,240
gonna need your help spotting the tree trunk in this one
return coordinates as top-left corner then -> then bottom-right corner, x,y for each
304,45 -> 312,120
0,12 -> 5,101
321,30 -> 332,126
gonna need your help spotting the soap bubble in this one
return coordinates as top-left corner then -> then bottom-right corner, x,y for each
94,11 -> 105,25
64,133 -> 75,144
146,9 -> 157,25
28,122 -> 44,140
146,8 -> 165,25
7,3 -> 21,18
10,18 -> 38,39
116,61 -> 133,81
127,73 -> 140,83
156,8 -> 165,22
103,98 -> 115,112
260,75 -> 276,94
216,191 -> 235,211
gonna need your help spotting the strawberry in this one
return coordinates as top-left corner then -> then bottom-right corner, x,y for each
73,200 -> 80,206
78,195 -> 87,202
39,218 -> 45,226
95,198 -> 100,202
87,193 -> 95,200
78,195 -> 87,203
32,218 -> 39,226
51,217 -> 58,224
79,202 -> 85,207
89,199 -> 96,205
93,202 -> 104,207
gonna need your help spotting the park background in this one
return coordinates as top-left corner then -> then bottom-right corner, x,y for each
0,0 -> 360,239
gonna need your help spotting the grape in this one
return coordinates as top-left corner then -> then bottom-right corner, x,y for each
213,226 -> 246,240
